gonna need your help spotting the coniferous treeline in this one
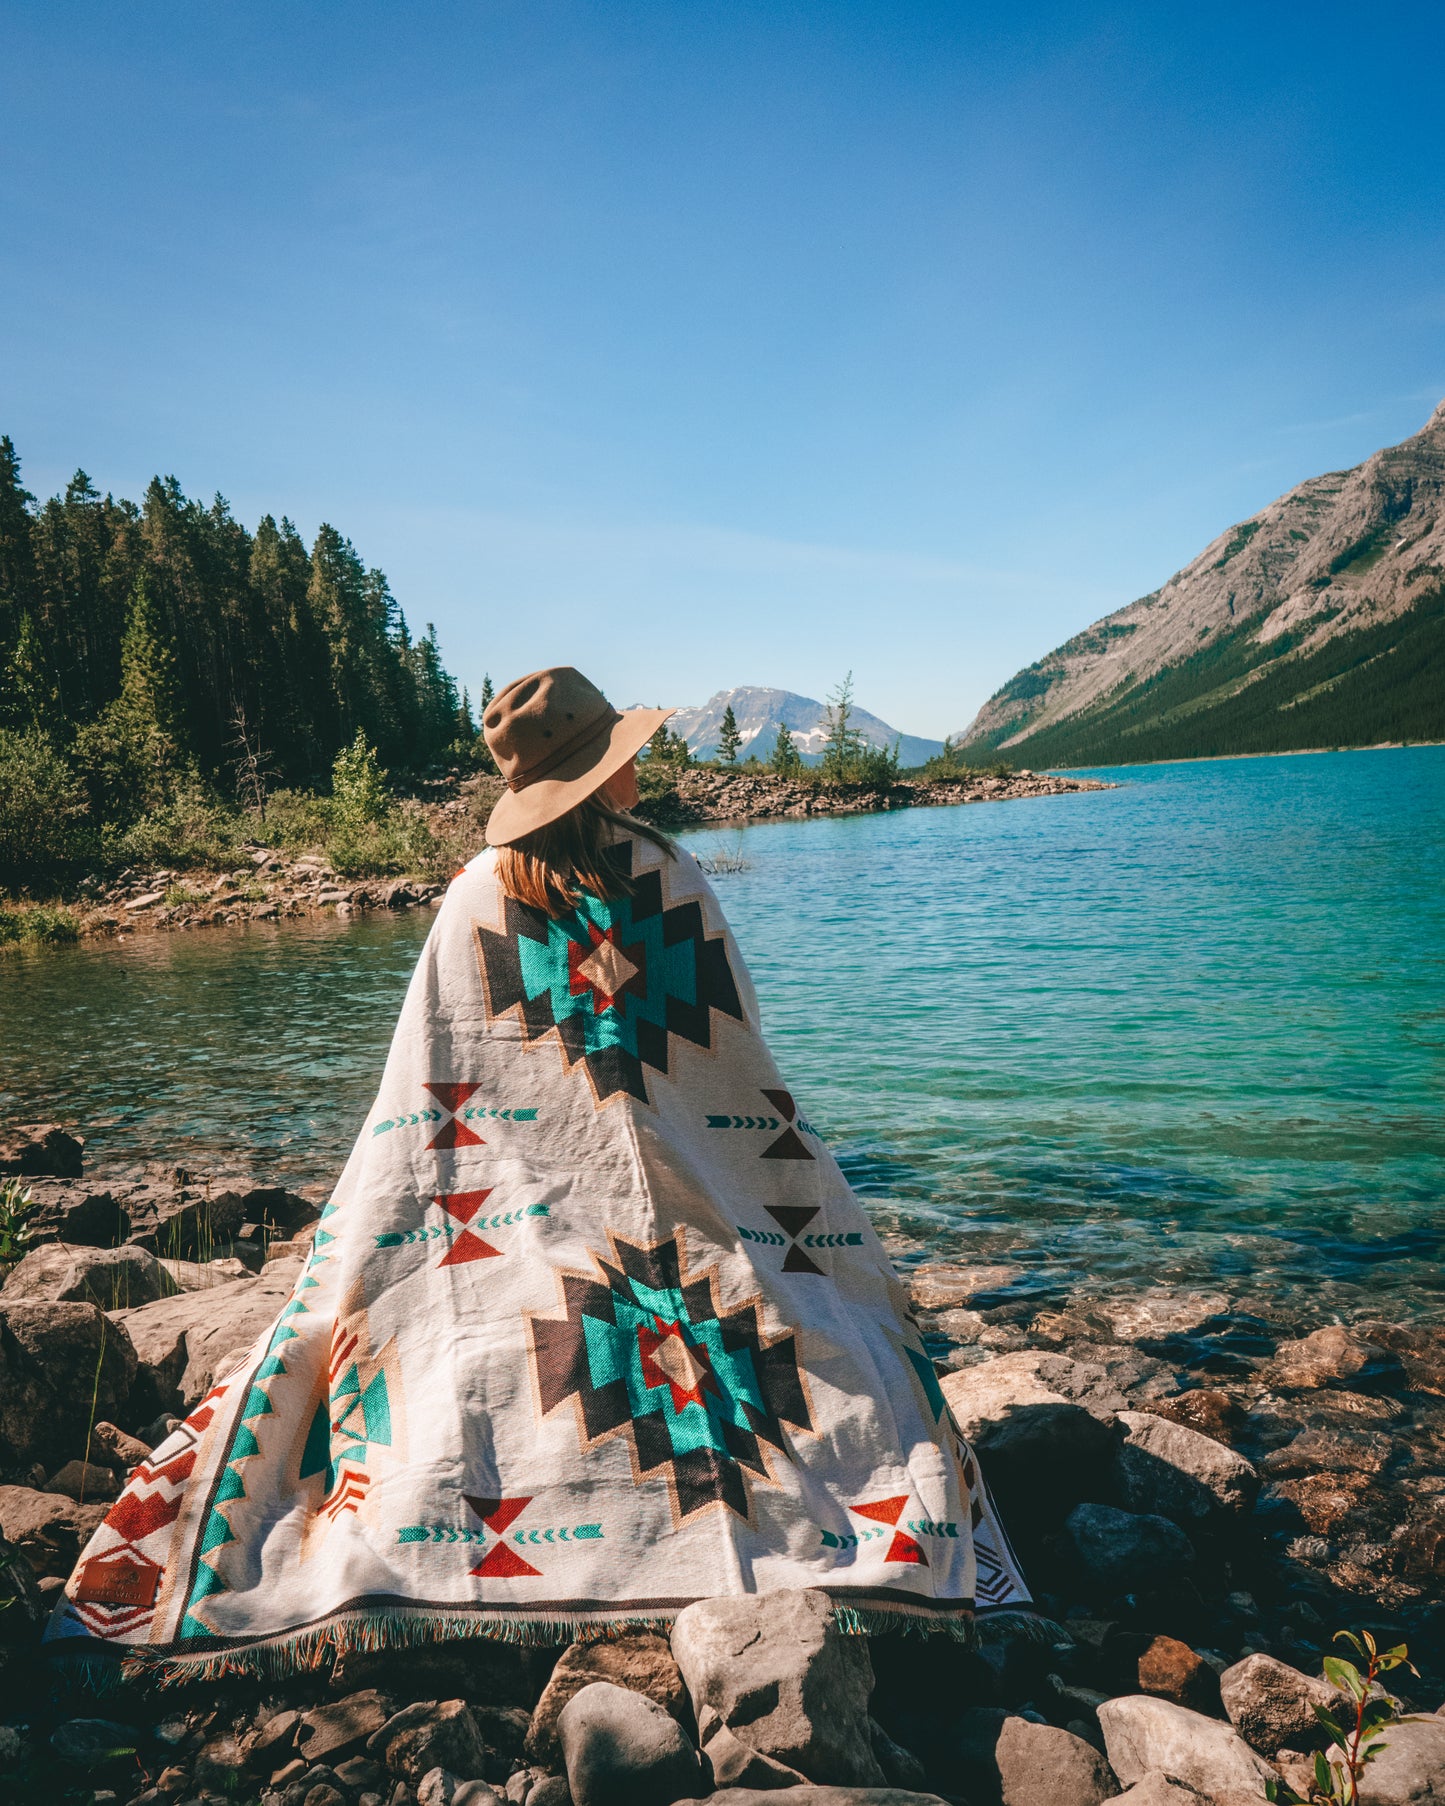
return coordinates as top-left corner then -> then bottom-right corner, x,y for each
0,435 -> 475,812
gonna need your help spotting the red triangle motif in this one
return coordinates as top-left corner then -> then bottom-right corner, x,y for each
438,1231 -> 502,1266
424,1082 -> 482,1112
436,1188 -> 494,1225
851,1495 -> 908,1526
886,1529 -> 929,1566
465,1495 -> 532,1533
428,1117 -> 486,1150
470,1541 -> 541,1579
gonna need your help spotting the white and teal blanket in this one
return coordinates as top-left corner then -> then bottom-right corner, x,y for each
47,832 -> 1029,1679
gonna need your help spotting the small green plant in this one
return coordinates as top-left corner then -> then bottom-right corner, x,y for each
0,902 -> 81,946
1267,1630 -> 1419,1805
0,1178 -> 38,1265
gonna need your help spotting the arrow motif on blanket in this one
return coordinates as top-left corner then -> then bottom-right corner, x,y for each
465,1495 -> 540,1578
707,1090 -> 818,1159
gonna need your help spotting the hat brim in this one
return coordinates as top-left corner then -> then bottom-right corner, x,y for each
484,706 -> 676,847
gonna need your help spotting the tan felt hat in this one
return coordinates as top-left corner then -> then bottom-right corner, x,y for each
482,666 -> 674,846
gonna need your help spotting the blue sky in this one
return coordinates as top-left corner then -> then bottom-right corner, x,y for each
4,2 -> 1442,739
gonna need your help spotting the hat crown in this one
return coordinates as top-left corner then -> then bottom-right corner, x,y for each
483,667 -> 621,790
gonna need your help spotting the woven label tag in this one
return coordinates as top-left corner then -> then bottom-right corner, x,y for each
74,1554 -> 162,1608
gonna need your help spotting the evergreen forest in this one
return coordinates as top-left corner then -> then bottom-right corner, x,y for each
0,435 -> 481,891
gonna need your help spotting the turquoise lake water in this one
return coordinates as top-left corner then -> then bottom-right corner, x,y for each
2,746 -> 1442,1320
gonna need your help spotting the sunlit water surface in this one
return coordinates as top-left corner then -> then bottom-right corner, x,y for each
3,747 -> 1442,1322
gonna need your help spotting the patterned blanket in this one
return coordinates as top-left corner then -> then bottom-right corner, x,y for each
46,833 -> 1030,1679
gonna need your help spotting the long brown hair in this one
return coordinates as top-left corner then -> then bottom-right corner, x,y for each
494,793 -> 675,918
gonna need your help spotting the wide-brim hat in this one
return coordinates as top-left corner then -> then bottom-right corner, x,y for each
483,665 -> 674,846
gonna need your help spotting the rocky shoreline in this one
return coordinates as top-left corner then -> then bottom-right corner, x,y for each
2,1127 -> 1442,1806
633,766 -> 1112,832
18,767 -> 1110,945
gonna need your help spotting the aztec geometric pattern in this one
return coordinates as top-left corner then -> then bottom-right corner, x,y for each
529,1228 -> 813,1523
474,842 -> 745,1107
737,1207 -> 865,1276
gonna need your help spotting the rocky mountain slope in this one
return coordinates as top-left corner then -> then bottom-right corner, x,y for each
670,686 -> 944,767
958,398 -> 1445,766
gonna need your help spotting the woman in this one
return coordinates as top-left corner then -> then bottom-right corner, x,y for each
48,666 -> 1029,1680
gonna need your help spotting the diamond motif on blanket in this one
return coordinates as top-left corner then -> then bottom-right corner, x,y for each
475,841 -> 746,1107
529,1227 -> 813,1523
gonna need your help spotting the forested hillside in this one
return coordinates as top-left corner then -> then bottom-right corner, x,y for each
0,437 -> 473,787
958,398 -> 1445,766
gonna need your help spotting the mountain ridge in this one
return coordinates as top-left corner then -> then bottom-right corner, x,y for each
956,398 -> 1445,766
668,685 -> 945,767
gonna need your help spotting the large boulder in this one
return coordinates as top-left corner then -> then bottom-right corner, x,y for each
1101,1781 -> 1206,1805
670,1590 -> 885,1787
993,1716 -> 1116,1806
525,1628 -> 689,1767
1097,1697 -> 1276,1798
0,1301 -> 137,1470
114,1253 -> 305,1411
1063,1503 -> 1196,1592
558,1681 -> 702,1806
1349,1714 -> 1445,1803
2,1244 -> 175,1310
1218,1654 -> 1344,1756
1113,1412 -> 1258,1523
940,1355 -> 1122,1513
0,1484 -> 108,1578
22,1181 -> 130,1249
0,1124 -> 83,1179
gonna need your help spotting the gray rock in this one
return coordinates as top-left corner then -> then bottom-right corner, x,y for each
297,1692 -> 394,1764
1114,1412 -> 1259,1522
49,1718 -> 139,1767
114,1254 -> 305,1410
672,1789 -> 948,1805
558,1680 -> 702,1806
1097,1697 -> 1276,1798
368,1702 -> 488,1783
90,1419 -> 152,1469
195,1733 -> 250,1788
868,1720 -> 927,1793
524,1627 -> 689,1768
417,1771 -> 502,1806
704,1723 -> 808,1788
45,1458 -> 120,1501
23,1181 -> 129,1248
1102,1780 -> 1205,1805
940,1354 -> 1122,1501
993,1716 -> 1116,1806
1219,1653 -> 1345,1755
670,1589 -> 884,1787
2,1244 -> 175,1310
1349,1714 -> 1445,1803
1064,1503 -> 1196,1590
0,1300 -> 137,1470
0,1123 -> 83,1178
525,1780 -> 572,1806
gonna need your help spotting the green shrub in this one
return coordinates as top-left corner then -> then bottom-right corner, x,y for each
0,728 -> 94,886
107,781 -> 245,870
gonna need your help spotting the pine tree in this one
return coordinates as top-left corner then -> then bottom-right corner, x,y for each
770,721 -> 802,775
820,671 -> 870,784
72,575 -> 189,821
717,702 -> 742,764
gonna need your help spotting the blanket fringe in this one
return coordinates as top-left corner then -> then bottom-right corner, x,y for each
50,1595 -> 988,1688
